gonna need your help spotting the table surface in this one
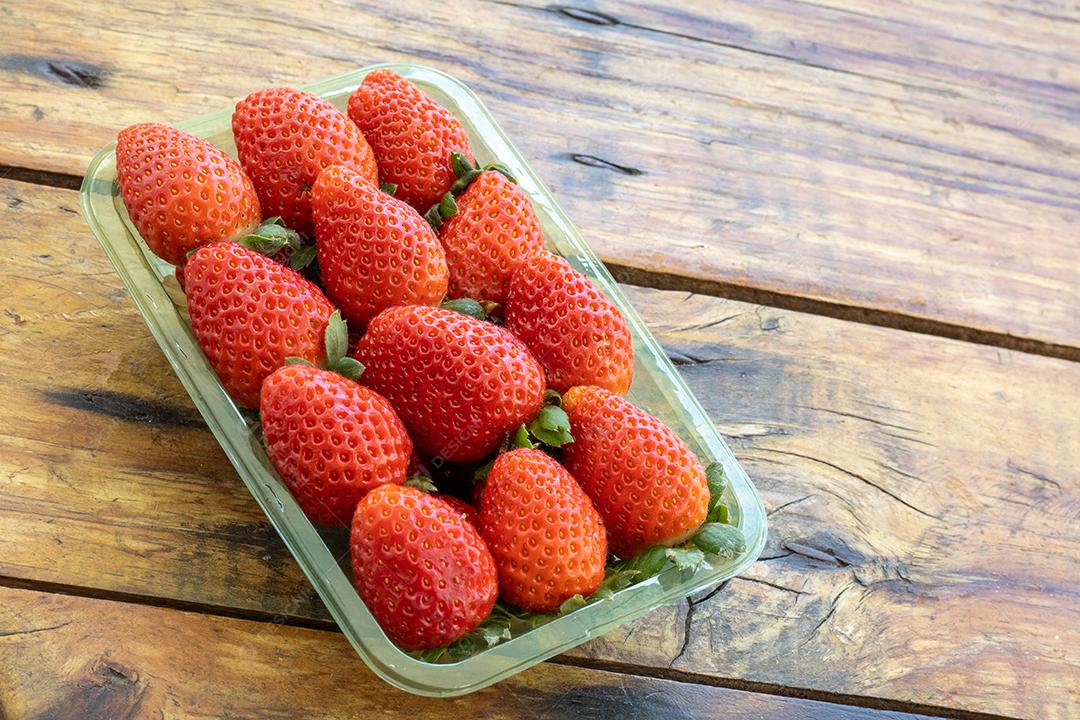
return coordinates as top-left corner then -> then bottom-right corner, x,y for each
0,1 -> 1077,718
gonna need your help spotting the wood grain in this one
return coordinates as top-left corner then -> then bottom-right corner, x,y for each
0,586 -> 941,720
0,0 -> 1077,355
2,178 -> 1077,717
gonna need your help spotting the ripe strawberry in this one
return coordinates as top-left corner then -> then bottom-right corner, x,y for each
347,69 -> 473,212
184,242 -> 334,408
437,494 -> 481,528
312,165 -> 448,329
232,87 -> 378,235
428,159 -> 544,304
479,449 -> 606,612
505,252 -> 634,395
261,364 -> 411,525
350,485 -> 498,650
115,123 -> 260,266
353,305 -> 545,463
562,386 -> 709,559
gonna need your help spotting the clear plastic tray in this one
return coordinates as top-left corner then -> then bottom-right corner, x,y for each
80,63 -> 767,697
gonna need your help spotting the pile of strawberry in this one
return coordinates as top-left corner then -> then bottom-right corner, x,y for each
114,70 -> 744,656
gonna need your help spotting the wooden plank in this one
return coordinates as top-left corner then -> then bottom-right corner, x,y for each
0,586 -> 939,720
2,178 -> 1078,717
1,0 -> 1078,354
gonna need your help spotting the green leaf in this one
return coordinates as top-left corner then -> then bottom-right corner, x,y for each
665,546 -> 706,572
558,594 -> 587,614
440,297 -> 486,321
284,357 -> 316,367
483,162 -> 517,184
323,310 -> 349,367
289,243 -> 317,271
619,545 -> 668,580
513,424 -> 535,449
528,405 -> 573,447
705,462 -> 728,522
597,566 -> 641,594
240,217 -> 303,258
423,204 -> 443,232
438,192 -> 458,219
404,476 -> 438,493
692,523 -> 746,559
432,614 -> 513,661
473,457 -> 495,484
449,168 -> 483,195
543,389 -> 563,407
329,356 -> 365,382
380,182 -> 398,196
450,151 -> 473,178
240,232 -> 288,256
714,504 -> 729,524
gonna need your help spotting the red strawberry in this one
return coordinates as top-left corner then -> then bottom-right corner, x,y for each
347,69 -> 473,212
312,165 -> 448,329
184,242 -> 334,408
431,161 -> 544,304
232,88 -> 378,235
479,449 -> 606,612
505,252 -> 634,395
261,364 -> 411,525
350,485 -> 498,650
115,123 -> 260,266
437,494 -> 481,528
353,305 -> 545,463
562,386 -> 709,559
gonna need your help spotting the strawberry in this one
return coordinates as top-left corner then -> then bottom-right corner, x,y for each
261,363 -> 411,525
350,484 -> 498,650
184,242 -> 334,408
437,494 -> 481,528
561,386 -> 709,559
312,165 -> 448,329
479,449 -> 606,612
427,157 -> 544,304
232,87 -> 378,236
115,123 -> 260,266
353,305 -> 545,463
347,69 -> 473,212
505,252 -> 634,395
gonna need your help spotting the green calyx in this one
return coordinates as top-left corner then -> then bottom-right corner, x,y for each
380,182 -> 398,196
404,475 -> 438,494
285,310 -> 364,381
692,523 -> 746,559
440,297 -> 487,321
422,151 -> 519,232
704,462 -> 728,523
240,216 -> 316,271
527,404 -> 573,447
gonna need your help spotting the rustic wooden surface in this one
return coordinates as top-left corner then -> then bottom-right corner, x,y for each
1,0 -> 1079,359
2,1 -> 1079,718
2,178 -> 1078,719
0,586 -> 944,720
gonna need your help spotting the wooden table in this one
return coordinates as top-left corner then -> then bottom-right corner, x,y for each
1,1 -> 1077,718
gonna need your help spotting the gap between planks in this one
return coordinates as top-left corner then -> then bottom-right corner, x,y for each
0,573 -> 1022,720
8,164 -> 1074,363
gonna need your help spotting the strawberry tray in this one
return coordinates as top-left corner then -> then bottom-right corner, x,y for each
80,63 -> 767,697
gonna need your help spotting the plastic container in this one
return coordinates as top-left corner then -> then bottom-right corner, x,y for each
80,63 -> 767,697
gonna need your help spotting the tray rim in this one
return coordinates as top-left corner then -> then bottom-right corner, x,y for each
79,61 -> 768,697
